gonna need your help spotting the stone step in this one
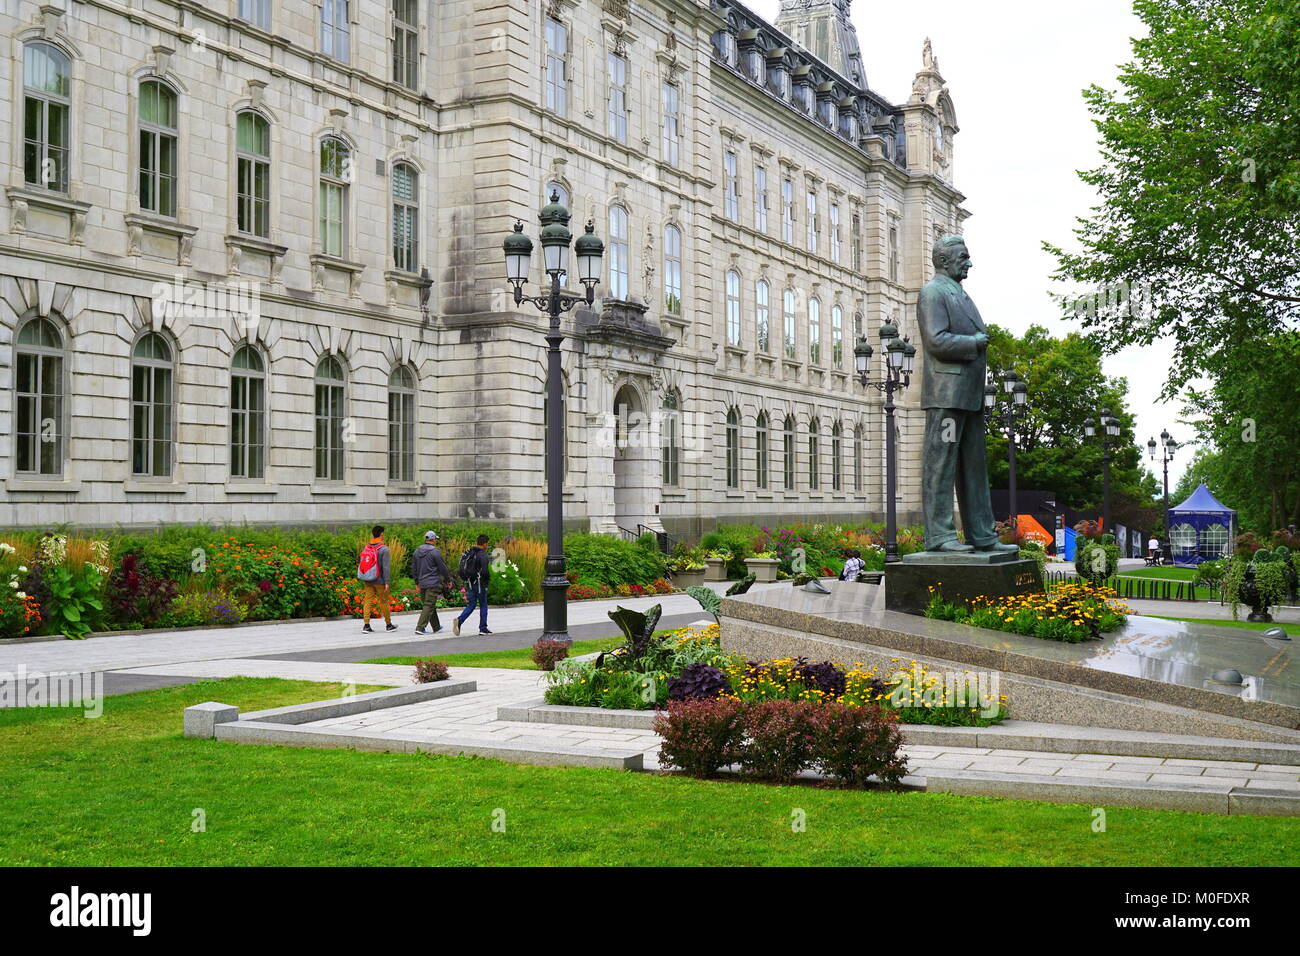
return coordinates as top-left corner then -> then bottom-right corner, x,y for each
499,700 -> 1300,766
213,719 -> 643,770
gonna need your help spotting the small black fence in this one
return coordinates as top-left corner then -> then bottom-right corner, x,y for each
1045,570 -> 1205,602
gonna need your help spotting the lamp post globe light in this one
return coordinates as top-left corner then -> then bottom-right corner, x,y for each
854,320 -> 914,563
984,371 -> 1030,536
502,192 -> 603,644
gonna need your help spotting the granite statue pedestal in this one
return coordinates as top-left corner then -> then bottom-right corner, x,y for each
885,550 -> 1042,615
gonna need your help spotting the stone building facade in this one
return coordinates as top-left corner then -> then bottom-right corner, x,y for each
0,0 -> 967,535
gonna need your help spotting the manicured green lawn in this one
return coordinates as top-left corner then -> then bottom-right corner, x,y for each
0,678 -> 1295,866
1119,567 -> 1198,581
364,636 -> 623,670
1151,616 -> 1300,637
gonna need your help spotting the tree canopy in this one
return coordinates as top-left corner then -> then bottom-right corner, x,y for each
984,324 -> 1159,529
1046,0 -> 1300,391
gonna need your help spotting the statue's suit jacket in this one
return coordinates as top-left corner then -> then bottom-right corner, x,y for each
917,274 -> 986,411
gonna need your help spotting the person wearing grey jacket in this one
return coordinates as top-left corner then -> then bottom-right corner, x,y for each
412,530 -> 453,634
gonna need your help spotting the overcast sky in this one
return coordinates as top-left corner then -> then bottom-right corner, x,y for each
748,0 -> 1189,491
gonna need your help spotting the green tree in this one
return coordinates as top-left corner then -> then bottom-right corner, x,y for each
1046,0 -> 1300,390
985,324 -> 1159,529
1181,333 -> 1300,535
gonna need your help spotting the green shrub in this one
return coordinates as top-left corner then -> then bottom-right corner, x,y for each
563,533 -> 665,587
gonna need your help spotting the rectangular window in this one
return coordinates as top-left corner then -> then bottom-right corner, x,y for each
132,364 -> 173,477
388,391 -> 416,483
321,0 -> 350,63
392,163 -> 418,272
809,299 -> 821,365
724,150 -> 739,221
832,306 -> 843,367
607,52 -> 628,143
315,382 -> 345,481
806,189 -> 818,253
809,430 -> 820,490
230,373 -> 266,480
755,281 -> 769,353
238,0 -> 271,30
15,350 -> 63,476
725,271 -> 741,346
392,0 -> 419,90
545,19 -> 569,116
663,225 -> 682,315
755,424 -> 768,490
783,289 -> 796,360
236,113 -> 270,238
781,178 -> 794,243
319,139 -> 349,257
852,213 -> 862,273
889,223 -> 900,282
138,84 -> 178,218
753,166 -> 768,233
830,203 -> 841,263
661,82 -> 680,166
783,422 -> 795,490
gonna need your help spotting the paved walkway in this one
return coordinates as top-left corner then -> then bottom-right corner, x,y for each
165,656 -> 1300,794
0,582 -> 760,676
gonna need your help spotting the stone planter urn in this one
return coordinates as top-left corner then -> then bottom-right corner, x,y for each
704,557 -> 728,582
744,557 -> 779,583
672,568 -> 706,590
1239,566 -> 1273,623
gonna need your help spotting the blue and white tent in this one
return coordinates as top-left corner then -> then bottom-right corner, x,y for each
1166,483 -> 1236,567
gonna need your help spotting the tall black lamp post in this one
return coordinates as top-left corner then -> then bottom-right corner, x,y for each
983,370 -> 1029,535
503,192 -> 603,644
854,321 -> 915,563
1083,408 -> 1122,534
1147,429 -> 1177,530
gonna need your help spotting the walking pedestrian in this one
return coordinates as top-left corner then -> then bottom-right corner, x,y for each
357,525 -> 396,633
453,534 -> 493,636
412,529 -> 452,635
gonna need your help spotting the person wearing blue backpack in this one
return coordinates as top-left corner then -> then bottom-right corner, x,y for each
452,534 -> 493,636
357,525 -> 397,633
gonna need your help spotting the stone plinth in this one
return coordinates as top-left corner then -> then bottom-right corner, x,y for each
887,552 -> 1041,615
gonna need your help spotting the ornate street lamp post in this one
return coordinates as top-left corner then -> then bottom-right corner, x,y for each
502,192 -> 603,644
983,370 -> 1029,535
854,321 -> 915,563
1147,429 -> 1177,531
1083,408 -> 1123,534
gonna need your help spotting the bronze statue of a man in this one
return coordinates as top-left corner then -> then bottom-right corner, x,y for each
916,236 -> 1018,554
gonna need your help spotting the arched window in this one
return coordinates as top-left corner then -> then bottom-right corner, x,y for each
319,136 -> 350,257
755,411 -> 769,490
808,417 -> 820,490
831,305 -> 844,367
725,407 -> 740,489
230,345 -> 266,480
23,42 -> 71,192
782,414 -> 796,490
1199,523 -> 1230,560
661,389 -> 680,486
755,279 -> 770,353
608,205 -> 629,299
853,424 -> 864,492
809,297 -> 821,365
138,80 -> 178,217
314,355 -> 347,481
236,111 -> 271,237
131,333 -> 174,477
392,161 -> 419,272
783,288 -> 796,359
387,365 -> 417,483
545,181 -> 569,209
15,317 -> 65,476
831,421 -> 843,491
663,224 -> 682,315
725,270 -> 741,346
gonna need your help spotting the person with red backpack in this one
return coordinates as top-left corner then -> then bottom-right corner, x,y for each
357,525 -> 396,633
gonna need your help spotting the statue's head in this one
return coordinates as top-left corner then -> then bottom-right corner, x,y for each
932,235 -> 971,281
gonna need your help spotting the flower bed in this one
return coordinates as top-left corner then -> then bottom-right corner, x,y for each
544,623 -> 1006,726
923,581 -> 1129,642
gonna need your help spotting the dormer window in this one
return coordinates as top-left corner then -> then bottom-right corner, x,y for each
712,30 -> 738,66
